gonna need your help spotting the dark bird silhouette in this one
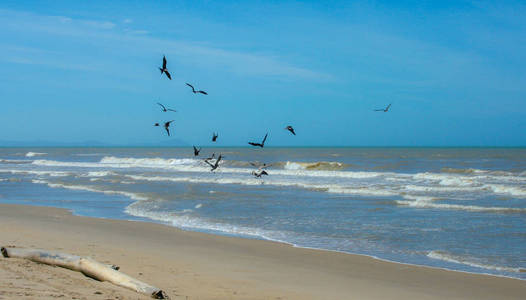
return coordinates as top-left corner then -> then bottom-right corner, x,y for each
285,126 -> 296,135
205,153 -> 215,162
248,133 -> 268,148
193,146 -> 201,156
159,56 -> 172,80
157,102 -> 176,112
212,132 -> 218,142
186,83 -> 208,95
204,154 -> 222,171
155,120 -> 174,136
374,103 -> 391,112
252,170 -> 269,178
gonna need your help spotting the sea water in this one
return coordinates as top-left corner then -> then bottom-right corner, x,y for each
0,147 -> 524,279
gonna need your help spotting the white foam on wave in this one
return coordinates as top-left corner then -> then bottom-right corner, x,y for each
124,202 -> 286,242
32,160 -> 104,168
427,250 -> 525,273
31,179 -> 147,201
100,156 -> 197,167
102,156 -> 386,179
124,174 -> 397,197
404,184 -> 483,193
85,171 -> 118,177
485,184 -> 526,198
25,152 -> 47,157
396,198 -> 525,213
0,159 -> 32,164
0,169 -> 71,177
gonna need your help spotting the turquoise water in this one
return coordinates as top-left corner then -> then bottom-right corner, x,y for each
0,147 -> 525,279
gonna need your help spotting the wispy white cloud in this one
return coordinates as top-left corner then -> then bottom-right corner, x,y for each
0,9 -> 332,81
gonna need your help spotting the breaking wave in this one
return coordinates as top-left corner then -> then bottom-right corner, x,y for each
396,198 -> 525,213
283,161 -> 348,171
124,174 -> 397,196
25,152 -> 47,157
31,179 -> 147,201
0,159 -> 32,164
427,251 -> 525,273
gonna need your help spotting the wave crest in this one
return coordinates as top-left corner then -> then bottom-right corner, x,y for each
283,161 -> 347,171
427,250 -> 525,273
25,152 -> 47,157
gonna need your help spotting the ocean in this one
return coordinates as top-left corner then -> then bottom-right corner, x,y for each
0,147 -> 525,279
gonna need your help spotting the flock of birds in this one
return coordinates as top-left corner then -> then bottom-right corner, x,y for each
154,56 -> 391,177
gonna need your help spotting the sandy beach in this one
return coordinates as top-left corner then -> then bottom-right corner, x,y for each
0,203 -> 524,300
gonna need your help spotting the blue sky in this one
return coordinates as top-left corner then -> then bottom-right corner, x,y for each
0,0 -> 525,146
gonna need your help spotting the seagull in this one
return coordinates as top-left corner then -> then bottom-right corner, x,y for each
248,133 -> 268,148
193,146 -> 201,156
252,170 -> 269,178
285,126 -> 296,135
204,154 -> 222,172
374,103 -> 391,112
212,132 -> 218,142
205,153 -> 215,162
186,83 -> 208,95
159,56 -> 172,80
154,120 -> 174,136
157,102 -> 176,112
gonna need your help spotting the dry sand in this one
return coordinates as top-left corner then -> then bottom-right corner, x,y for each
0,203 -> 524,299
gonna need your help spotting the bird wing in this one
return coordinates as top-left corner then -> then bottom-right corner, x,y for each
165,127 -> 170,136
248,142 -> 259,146
291,129 -> 296,135
167,109 -> 177,112
162,56 -> 167,69
186,83 -> 195,92
261,170 -> 268,176
165,71 -> 172,80
198,91 -> 208,95
157,103 -> 166,110
204,159 -> 215,168
374,109 -> 383,111
216,155 -> 222,166
193,146 -> 198,153
386,104 -> 392,111
262,133 -> 268,144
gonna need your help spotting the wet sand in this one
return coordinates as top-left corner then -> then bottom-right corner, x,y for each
0,203 -> 524,299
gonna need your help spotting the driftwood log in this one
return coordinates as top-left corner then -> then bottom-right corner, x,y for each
1,247 -> 168,299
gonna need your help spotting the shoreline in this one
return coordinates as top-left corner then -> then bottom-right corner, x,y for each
1,203 -> 525,299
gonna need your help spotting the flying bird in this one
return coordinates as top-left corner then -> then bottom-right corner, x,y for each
186,83 -> 208,95
193,146 -> 201,156
204,154 -> 222,171
159,56 -> 172,80
205,153 -> 215,162
154,120 -> 174,136
157,102 -> 176,112
374,103 -> 391,112
212,132 -> 218,142
248,133 -> 268,148
252,170 -> 269,178
285,126 -> 296,135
